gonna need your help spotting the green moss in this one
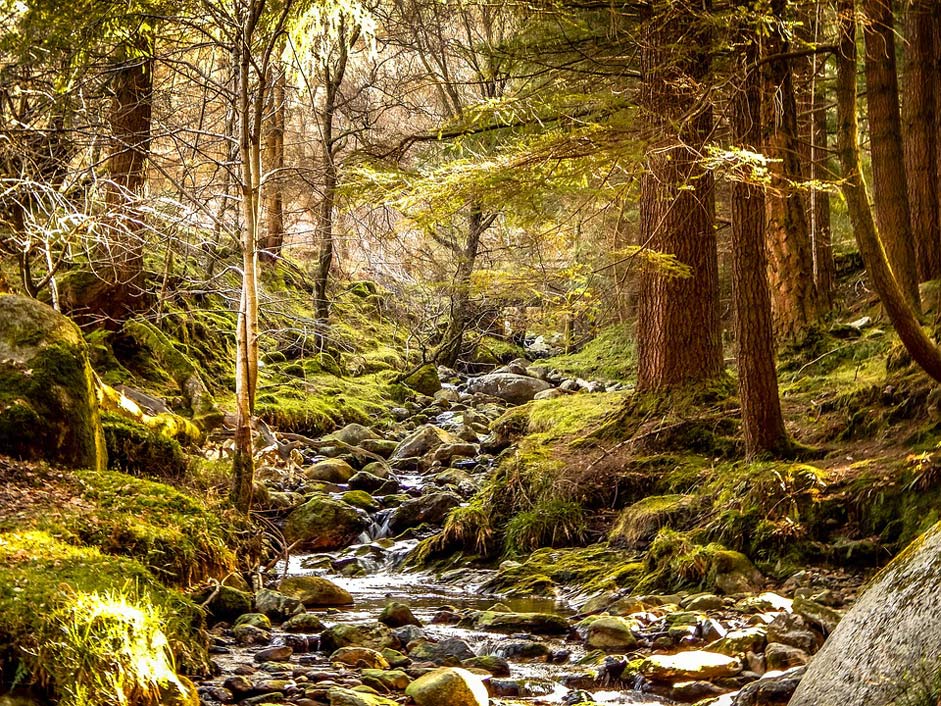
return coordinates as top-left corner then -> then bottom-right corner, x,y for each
102,416 -> 187,480
401,363 -> 441,396
474,335 -> 528,365
609,494 -> 698,548
543,324 -> 635,381
504,499 -> 588,556
0,531 -> 206,701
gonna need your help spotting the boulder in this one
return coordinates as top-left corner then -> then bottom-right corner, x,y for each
254,588 -> 304,621
792,596 -> 842,636
321,622 -> 398,652
330,646 -> 390,669
379,601 -> 421,628
254,645 -> 292,663
639,651 -> 742,682
402,364 -> 442,396
283,494 -> 369,550
0,295 -> 106,469
332,423 -> 379,446
390,424 -> 458,461
282,612 -> 326,633
196,584 -> 252,623
405,667 -> 489,706
465,372 -> 552,404
304,458 -> 357,483
327,687 -> 399,706
407,637 -> 476,663
706,627 -> 767,656
360,438 -> 398,458
733,666 -> 805,705
586,616 -> 638,650
388,492 -> 461,533
475,611 -> 570,635
278,576 -> 353,607
764,642 -> 809,671
789,524 -> 941,706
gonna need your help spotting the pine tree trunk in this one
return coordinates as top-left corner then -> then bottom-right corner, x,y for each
730,15 -> 789,457
812,81 -> 835,311
437,206 -> 486,368
261,62 -> 285,262
835,0 -> 941,382
635,3 -> 723,392
903,0 -> 941,282
863,0 -> 920,310
762,0 -> 819,341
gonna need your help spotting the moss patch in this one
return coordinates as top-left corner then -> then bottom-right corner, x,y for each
543,324 -> 635,382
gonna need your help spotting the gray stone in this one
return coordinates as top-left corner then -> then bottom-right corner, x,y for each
465,373 -> 552,404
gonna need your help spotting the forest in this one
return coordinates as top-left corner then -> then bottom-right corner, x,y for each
1,0 -> 941,705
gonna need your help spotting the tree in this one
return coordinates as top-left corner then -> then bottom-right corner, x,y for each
902,0 -> 940,282
261,60 -> 286,261
762,0 -> 819,341
635,1 -> 723,392
729,4 -> 788,456
862,0 -> 919,310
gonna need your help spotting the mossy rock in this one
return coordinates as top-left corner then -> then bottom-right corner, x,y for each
283,494 -> 370,550
402,364 -> 441,396
102,415 -> 188,479
0,295 -> 106,470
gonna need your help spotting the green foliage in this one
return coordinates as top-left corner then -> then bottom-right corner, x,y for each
504,499 -> 588,555
543,324 -> 635,381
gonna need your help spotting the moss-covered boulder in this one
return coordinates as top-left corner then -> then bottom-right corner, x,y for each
283,494 -> 369,550
102,415 -> 187,478
789,521 -> 941,706
405,667 -> 489,706
0,295 -> 106,470
278,576 -> 353,607
402,364 -> 441,396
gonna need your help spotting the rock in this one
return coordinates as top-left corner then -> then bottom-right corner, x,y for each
706,628 -> 767,656
379,601 -> 421,628
235,613 -> 273,630
764,642 -> 809,671
765,614 -> 819,653
586,616 -> 638,650
402,364 -> 442,396
283,494 -> 369,550
388,492 -> 461,533
791,596 -> 842,635
342,489 -> 380,511
533,388 -> 567,400
278,576 -> 353,607
475,611 -> 570,635
348,471 -> 391,493
361,668 -> 412,691
405,667 -> 489,706
329,646 -> 390,669
233,624 -> 271,645
432,442 -> 478,465
733,667 -> 805,705
282,612 -> 326,633
360,438 -> 398,458
671,680 -> 727,701
407,637 -> 476,663
254,645 -> 292,663
196,585 -> 252,623
332,423 -> 379,446
390,424 -> 458,461
0,296 -> 107,469
462,655 -> 511,676
321,622 -> 398,652
665,611 -> 706,640
254,588 -> 304,621
684,593 -> 725,611
639,651 -> 743,682
465,372 -> 552,404
712,550 -> 764,594
304,458 -> 357,483
491,639 -> 551,660
327,687 -> 399,706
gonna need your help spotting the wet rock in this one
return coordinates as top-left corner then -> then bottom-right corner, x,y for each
198,585 -> 252,623
348,471 -> 391,493
327,686 -> 399,706
490,639 -> 551,661
665,611 -> 706,641
282,613 -> 327,633
639,651 -> 742,682
282,633 -> 316,652
255,645 -> 293,663
284,494 -> 370,551
407,637 -> 476,664
360,438 -> 398,458
304,458 -> 357,483
388,492 -> 461,533
405,667 -> 490,706
379,600 -> 421,628
684,593 -> 725,611
255,588 -> 304,621
462,655 -> 511,676
791,596 -> 842,636
475,610 -> 570,635
586,616 -> 638,650
765,614 -> 820,653
279,576 -> 354,607
671,680 -> 728,701
360,668 -> 411,692
233,624 -> 271,646
329,647 -> 389,669
465,372 -> 552,404
223,675 -> 254,696
321,622 -> 398,652
764,642 -> 809,671
390,425 -> 459,461
199,686 -> 234,703
733,666 -> 805,705
402,364 -> 442,396
393,625 -> 427,645
706,627 -> 767,656
432,442 -> 478,465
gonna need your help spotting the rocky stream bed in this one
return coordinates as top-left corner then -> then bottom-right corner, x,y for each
194,361 -> 862,706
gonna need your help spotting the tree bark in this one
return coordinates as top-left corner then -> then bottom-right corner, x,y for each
835,0 -> 941,382
811,78 -> 835,311
762,0 -> 819,341
261,61 -> 286,262
730,12 -> 789,457
863,0 -> 920,310
635,2 -> 723,392
902,0 -> 941,282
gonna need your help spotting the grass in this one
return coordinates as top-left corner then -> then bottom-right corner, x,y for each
543,324 -> 635,382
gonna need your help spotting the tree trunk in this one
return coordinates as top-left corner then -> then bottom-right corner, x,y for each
863,0 -> 920,310
635,2 -> 723,392
835,0 -> 941,382
730,14 -> 789,457
436,205 -> 486,368
261,61 -> 285,262
763,0 -> 819,341
103,32 -> 153,314
903,0 -> 941,282
811,78 -> 835,311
